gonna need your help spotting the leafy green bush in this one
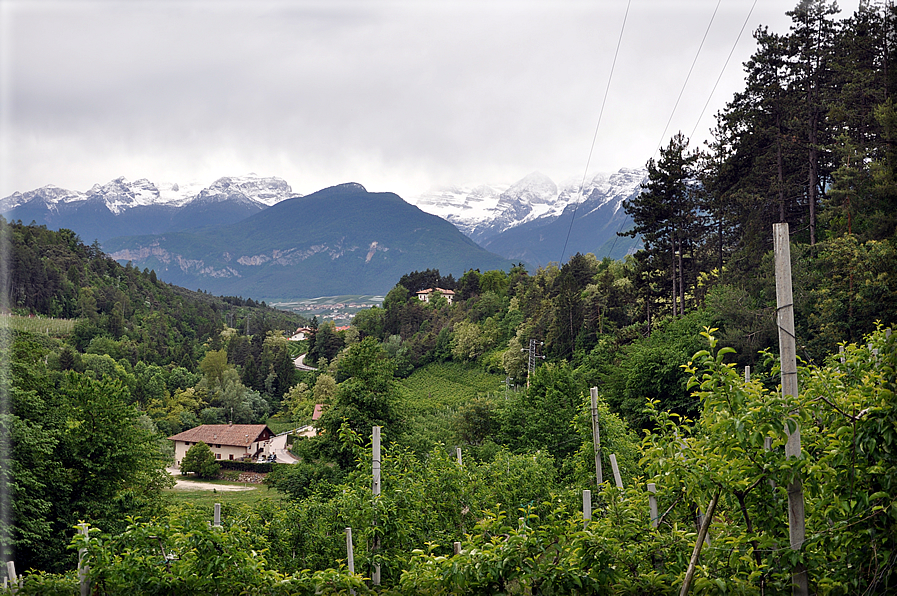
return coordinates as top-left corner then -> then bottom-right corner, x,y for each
179,441 -> 220,478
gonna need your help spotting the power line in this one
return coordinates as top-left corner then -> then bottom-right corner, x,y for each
688,0 -> 760,143
559,0 -> 632,266
653,0 -> 722,157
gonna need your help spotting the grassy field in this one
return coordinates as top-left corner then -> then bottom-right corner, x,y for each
396,362 -> 506,412
2,314 -> 78,336
164,480 -> 285,508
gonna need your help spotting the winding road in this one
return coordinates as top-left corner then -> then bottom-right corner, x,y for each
294,353 -> 317,371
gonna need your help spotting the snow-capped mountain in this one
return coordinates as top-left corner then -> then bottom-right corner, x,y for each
190,176 -> 294,207
410,167 -> 646,251
0,174 -> 295,214
0,174 -> 300,243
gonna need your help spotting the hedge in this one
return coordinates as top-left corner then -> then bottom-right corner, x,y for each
218,460 -> 279,473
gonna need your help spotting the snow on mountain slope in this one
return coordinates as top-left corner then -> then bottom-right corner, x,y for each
0,184 -> 84,212
191,175 -> 295,207
0,174 -> 297,215
413,183 -> 508,236
409,167 -> 646,243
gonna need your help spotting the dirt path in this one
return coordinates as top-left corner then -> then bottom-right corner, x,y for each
167,466 -> 255,491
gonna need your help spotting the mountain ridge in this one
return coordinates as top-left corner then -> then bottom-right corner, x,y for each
103,182 -> 515,299
409,167 -> 646,264
1,174 -> 298,242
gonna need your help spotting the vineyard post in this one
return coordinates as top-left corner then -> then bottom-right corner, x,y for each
590,387 -> 603,486
647,483 -> 658,529
680,489 -> 720,596
78,523 -> 89,596
214,503 -> 221,527
345,527 -> 355,574
456,447 -> 462,467
774,222 -> 808,596
609,454 -> 623,489
5,561 -> 15,594
582,490 -> 592,529
453,542 -> 461,555
372,426 -> 381,586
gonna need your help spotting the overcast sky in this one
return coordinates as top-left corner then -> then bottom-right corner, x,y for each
0,0 -> 861,200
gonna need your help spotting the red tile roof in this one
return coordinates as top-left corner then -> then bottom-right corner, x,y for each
312,404 -> 325,420
168,424 -> 273,447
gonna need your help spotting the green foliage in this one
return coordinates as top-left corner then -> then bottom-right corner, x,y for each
4,332 -> 174,573
495,362 -> 583,462
638,326 -> 897,592
266,461 -> 345,501
395,362 -> 504,412
3,314 -> 77,336
68,513 -> 367,596
591,310 -> 712,428
304,338 -> 402,468
180,441 -> 221,479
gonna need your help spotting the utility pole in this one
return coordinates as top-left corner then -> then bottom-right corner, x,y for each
520,339 -> 544,388
372,427 -> 381,586
590,387 -> 603,486
774,223 -> 808,596
503,376 -> 514,399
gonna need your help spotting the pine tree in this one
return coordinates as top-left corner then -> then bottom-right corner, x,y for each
623,133 -> 700,316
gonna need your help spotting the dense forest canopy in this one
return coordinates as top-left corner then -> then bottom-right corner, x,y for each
3,1 -> 897,593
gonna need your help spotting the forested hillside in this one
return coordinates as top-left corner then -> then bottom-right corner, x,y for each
1,218 -> 310,571
4,2 -> 897,594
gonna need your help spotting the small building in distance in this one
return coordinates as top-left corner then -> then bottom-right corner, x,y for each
416,287 -> 455,305
168,424 -> 275,467
290,326 -> 313,341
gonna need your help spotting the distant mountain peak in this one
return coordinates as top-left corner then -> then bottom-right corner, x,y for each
333,182 -> 367,192
408,167 -> 646,251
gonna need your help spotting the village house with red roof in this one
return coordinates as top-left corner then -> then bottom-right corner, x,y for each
168,423 -> 275,467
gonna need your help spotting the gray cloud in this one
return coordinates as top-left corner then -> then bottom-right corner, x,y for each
0,0 -> 860,200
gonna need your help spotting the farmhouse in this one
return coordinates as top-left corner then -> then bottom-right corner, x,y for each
416,287 -> 454,304
168,424 -> 275,467
290,326 -> 313,341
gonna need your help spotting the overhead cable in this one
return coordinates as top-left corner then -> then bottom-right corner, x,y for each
559,0 -> 632,265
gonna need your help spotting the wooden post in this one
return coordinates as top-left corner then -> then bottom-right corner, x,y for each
679,489 -> 720,596
345,527 -> 355,574
647,483 -> 658,529
773,222 -> 809,596
214,503 -> 221,527
78,523 -> 89,596
456,447 -> 462,467
6,561 -> 15,594
609,454 -> 623,489
372,427 -> 381,586
372,427 -> 382,496
839,345 -> 845,364
582,490 -> 592,529
590,387 -> 603,486
453,542 -> 461,555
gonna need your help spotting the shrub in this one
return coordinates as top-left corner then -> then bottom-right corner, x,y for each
180,441 -> 220,478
